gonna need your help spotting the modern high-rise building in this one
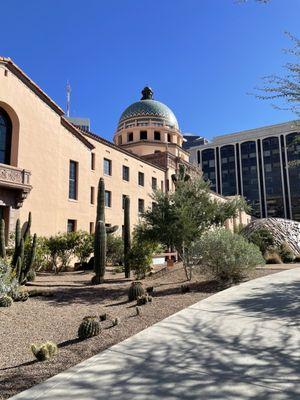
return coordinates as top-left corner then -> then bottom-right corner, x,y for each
188,121 -> 300,220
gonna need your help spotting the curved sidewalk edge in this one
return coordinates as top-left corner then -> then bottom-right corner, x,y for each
10,268 -> 300,400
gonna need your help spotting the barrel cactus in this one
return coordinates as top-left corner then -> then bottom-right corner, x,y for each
31,341 -> 58,361
0,295 -> 13,307
78,316 -> 100,339
128,281 -> 145,302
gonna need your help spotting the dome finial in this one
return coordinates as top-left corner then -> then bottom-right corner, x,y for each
141,86 -> 153,100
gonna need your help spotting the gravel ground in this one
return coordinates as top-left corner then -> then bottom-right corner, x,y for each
0,264 -> 287,399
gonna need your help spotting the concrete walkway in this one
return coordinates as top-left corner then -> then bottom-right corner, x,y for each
10,268 -> 300,400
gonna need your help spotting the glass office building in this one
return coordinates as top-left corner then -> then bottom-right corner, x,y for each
188,121 -> 300,220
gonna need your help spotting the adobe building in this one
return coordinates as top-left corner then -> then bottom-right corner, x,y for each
0,57 -> 249,239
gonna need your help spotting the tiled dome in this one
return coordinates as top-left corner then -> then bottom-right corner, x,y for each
118,87 -> 179,130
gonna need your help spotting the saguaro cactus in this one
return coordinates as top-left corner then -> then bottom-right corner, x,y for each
0,219 -> 6,258
11,213 -> 37,284
124,195 -> 131,278
92,178 -> 118,284
96,178 -> 118,235
92,220 -> 107,284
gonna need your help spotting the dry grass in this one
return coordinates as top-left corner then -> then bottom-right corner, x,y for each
0,264 -> 286,399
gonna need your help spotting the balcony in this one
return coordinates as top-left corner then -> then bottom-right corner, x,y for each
0,164 -> 32,208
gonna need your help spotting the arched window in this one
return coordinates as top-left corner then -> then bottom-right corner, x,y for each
0,108 -> 12,165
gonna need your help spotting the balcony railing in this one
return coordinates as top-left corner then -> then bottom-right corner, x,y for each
0,164 -> 31,187
0,163 -> 32,208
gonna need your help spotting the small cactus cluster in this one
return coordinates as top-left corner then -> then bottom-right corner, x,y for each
11,290 -> 29,302
99,313 -> 107,321
181,284 -> 190,294
112,317 -> 120,327
0,295 -> 13,307
137,294 -> 153,306
78,316 -> 100,339
128,281 -> 145,302
31,341 -> 58,361
92,178 -> 118,284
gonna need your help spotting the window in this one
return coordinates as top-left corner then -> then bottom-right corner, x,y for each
103,158 -> 112,176
154,131 -> 161,140
138,198 -> 145,213
0,107 -> 12,165
161,180 -> 164,191
127,132 -> 133,142
69,160 -> 78,200
118,136 -> 122,145
152,177 -> 157,190
123,165 -> 130,181
89,222 -> 95,234
67,219 -> 76,233
105,190 -> 111,207
90,187 -> 95,204
91,153 -> 95,170
167,133 -> 171,143
140,131 -> 147,140
138,172 -> 144,186
122,194 -> 128,209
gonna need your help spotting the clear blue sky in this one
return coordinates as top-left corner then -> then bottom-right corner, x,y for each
1,0 -> 299,140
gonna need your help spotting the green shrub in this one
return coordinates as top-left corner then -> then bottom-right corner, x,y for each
73,231 -> 93,266
45,232 -> 80,273
127,241 -> 156,279
106,235 -> 124,266
198,228 -> 265,283
246,228 -> 274,254
278,242 -> 295,263
31,236 -> 51,272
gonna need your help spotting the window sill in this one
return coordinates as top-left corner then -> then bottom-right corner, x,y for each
68,198 -> 78,203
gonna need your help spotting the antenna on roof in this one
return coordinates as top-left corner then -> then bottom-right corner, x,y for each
66,81 -> 71,117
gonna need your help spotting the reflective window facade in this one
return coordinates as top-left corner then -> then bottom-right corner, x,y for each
286,132 -> 300,220
201,148 -> 216,191
0,107 -> 12,165
240,141 -> 260,218
197,131 -> 300,221
262,137 -> 284,217
220,145 -> 236,196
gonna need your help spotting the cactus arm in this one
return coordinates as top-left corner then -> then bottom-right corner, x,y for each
93,220 -> 106,284
12,219 -> 21,267
21,234 -> 37,284
106,225 -> 118,234
0,219 -> 6,258
96,178 -> 105,224
124,196 -> 131,278
23,212 -> 32,241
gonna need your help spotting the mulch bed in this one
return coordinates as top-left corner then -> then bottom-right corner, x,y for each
0,264 -> 286,399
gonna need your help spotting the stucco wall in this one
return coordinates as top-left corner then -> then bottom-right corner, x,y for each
0,64 -> 165,237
